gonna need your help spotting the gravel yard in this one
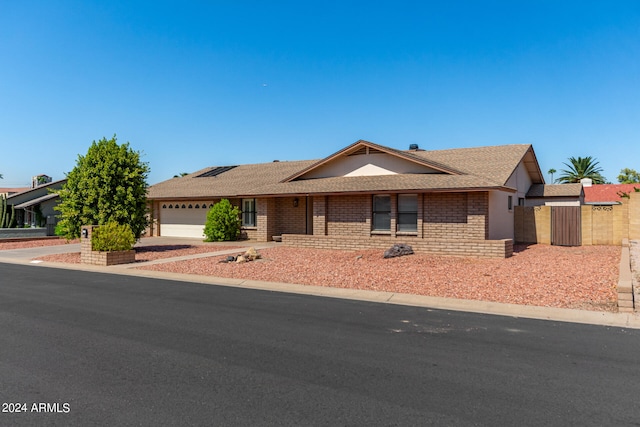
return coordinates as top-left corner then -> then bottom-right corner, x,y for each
3,239 -> 621,312
136,244 -> 620,312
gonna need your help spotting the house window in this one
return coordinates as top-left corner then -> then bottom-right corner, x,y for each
242,198 -> 256,227
397,194 -> 418,232
518,197 -> 525,207
372,195 -> 391,231
508,196 -> 513,211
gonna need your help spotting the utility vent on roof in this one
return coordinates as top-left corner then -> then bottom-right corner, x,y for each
348,147 -> 384,156
196,166 -> 238,178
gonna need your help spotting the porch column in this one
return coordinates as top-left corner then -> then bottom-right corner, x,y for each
256,198 -> 276,241
313,196 -> 327,236
390,194 -> 397,238
467,192 -> 489,239
417,193 -> 424,238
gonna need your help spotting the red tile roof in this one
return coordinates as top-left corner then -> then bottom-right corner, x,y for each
0,187 -> 30,195
583,184 -> 640,204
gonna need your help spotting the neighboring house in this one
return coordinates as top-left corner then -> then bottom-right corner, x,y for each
0,187 -> 30,198
147,140 -> 545,258
583,183 -> 640,205
7,179 -> 66,232
524,183 -> 584,206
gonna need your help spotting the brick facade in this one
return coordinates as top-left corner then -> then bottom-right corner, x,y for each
153,191 -> 508,257
276,191 -> 508,258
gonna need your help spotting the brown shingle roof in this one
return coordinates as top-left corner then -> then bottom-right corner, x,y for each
525,183 -> 583,198
408,144 -> 542,186
248,173 -> 502,196
147,160 -> 318,199
148,142 -> 538,199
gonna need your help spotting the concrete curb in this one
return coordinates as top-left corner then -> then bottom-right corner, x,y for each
618,239 -> 635,312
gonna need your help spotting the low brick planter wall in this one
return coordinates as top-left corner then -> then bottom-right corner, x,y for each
81,249 -> 136,266
80,225 -> 136,266
282,234 -> 513,258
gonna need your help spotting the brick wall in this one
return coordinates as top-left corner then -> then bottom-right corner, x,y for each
424,193 -> 468,239
423,192 -> 488,240
275,197 -> 307,235
326,195 -> 370,236
313,196 -> 327,236
256,198 -> 276,241
282,234 -> 513,258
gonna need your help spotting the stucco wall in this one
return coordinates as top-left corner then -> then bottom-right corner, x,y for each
488,191 -> 513,240
303,152 -> 440,178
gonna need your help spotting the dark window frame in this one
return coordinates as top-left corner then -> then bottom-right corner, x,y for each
242,198 -> 257,227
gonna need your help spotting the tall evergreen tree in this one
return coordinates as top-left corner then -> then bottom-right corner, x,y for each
55,136 -> 150,239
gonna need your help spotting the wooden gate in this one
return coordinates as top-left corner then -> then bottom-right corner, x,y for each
551,206 -> 581,246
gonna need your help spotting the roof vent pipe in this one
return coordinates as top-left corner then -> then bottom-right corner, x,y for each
409,144 -> 419,150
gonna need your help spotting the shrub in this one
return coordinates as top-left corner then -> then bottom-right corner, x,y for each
203,199 -> 241,242
92,222 -> 136,251
55,135 -> 149,239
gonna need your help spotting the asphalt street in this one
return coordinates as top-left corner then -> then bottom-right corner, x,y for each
1,262 -> 640,426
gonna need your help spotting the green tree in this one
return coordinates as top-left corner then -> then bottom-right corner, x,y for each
617,168 -> 640,184
55,135 -> 150,239
548,168 -> 557,183
203,199 -> 241,242
557,156 -> 606,184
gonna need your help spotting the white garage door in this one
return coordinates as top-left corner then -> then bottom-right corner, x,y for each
160,203 -> 210,238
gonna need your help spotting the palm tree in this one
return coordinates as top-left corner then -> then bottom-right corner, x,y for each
547,168 -> 556,183
557,156 -> 605,184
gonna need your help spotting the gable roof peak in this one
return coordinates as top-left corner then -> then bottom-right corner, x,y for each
281,139 -> 464,182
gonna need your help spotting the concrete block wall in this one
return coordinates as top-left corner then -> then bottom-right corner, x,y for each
629,192 -> 640,240
516,200 -> 637,247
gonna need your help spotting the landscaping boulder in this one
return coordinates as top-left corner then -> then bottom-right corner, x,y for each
383,243 -> 414,259
244,247 -> 261,261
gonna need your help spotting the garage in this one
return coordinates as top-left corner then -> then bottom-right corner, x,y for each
159,202 -> 211,238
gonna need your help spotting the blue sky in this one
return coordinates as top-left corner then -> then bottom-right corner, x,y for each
1,1 -> 639,186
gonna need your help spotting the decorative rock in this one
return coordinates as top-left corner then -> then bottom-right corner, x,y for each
383,243 -> 414,259
244,247 -> 260,261
236,255 -> 247,263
